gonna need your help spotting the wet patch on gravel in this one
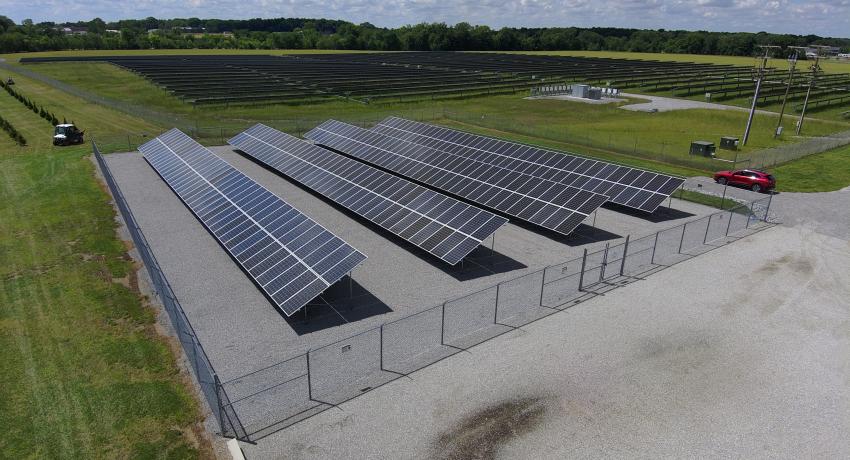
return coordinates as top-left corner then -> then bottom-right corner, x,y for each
432,397 -> 547,460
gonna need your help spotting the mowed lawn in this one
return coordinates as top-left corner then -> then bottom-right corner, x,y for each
0,80 -> 206,458
772,143 -> 850,192
10,57 -> 847,177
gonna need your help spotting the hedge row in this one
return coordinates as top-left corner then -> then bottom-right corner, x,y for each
0,114 -> 27,146
1,78 -> 63,127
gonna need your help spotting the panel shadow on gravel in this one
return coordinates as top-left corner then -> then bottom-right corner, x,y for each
441,245 -> 527,282
603,202 -> 695,223
284,277 -> 392,334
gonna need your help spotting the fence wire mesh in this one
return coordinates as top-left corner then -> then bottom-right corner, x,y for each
95,141 -> 774,442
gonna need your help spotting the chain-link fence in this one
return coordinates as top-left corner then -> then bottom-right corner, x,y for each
91,142 -> 247,440
94,118 -> 778,443
214,195 -> 774,442
440,110 -> 850,172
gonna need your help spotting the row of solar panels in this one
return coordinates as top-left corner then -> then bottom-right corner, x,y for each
139,119 -> 683,317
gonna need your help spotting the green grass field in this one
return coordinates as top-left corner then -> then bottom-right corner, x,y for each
514,50 -> 850,74
1,48 -> 850,456
7,57 -> 847,176
772,143 -> 850,192
0,73 -> 207,458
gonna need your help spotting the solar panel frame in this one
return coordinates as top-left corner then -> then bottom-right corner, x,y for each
228,123 -> 507,265
304,120 -> 608,236
371,117 -> 685,212
139,128 -> 366,316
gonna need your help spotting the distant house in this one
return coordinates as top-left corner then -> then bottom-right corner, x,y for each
56,26 -> 88,35
105,29 -> 120,34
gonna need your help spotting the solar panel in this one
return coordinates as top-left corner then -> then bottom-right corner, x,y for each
371,117 -> 685,213
139,128 -> 366,317
229,124 -> 508,265
304,120 -> 608,236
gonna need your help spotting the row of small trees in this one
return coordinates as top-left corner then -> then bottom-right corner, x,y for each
0,114 -> 27,145
1,78 -> 61,126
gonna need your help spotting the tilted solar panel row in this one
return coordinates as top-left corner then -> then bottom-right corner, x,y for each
371,117 -> 685,212
229,124 -> 507,265
304,120 -> 608,236
139,129 -> 366,316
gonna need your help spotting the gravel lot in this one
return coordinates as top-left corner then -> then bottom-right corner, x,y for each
619,93 -> 772,114
240,190 -> 850,459
104,148 -> 711,382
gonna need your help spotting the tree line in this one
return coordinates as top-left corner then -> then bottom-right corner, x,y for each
1,15 -> 847,56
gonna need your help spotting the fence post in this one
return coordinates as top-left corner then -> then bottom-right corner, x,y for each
725,207 -> 734,236
599,243 -> 609,282
702,214 -> 712,244
214,374 -> 226,436
578,249 -> 588,291
493,284 -> 500,323
619,235 -> 630,276
745,203 -> 753,229
764,194 -> 773,223
538,270 -> 545,306
678,222 -> 687,254
379,324 -> 384,371
650,230 -> 660,264
305,351 -> 313,401
440,302 -> 446,345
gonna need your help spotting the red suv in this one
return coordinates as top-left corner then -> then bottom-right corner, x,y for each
713,169 -> 775,193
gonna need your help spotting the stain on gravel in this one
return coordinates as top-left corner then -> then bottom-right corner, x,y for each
431,397 -> 547,460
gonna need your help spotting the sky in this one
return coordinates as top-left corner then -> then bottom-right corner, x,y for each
2,0 -> 849,37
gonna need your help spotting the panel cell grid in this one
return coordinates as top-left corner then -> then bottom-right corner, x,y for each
229,123 -> 507,265
371,117 -> 685,212
304,120 -> 608,236
139,128 -> 366,316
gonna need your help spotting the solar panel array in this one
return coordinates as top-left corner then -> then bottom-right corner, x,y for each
304,120 -> 609,236
372,117 -> 685,212
229,124 -> 507,265
139,129 -> 366,316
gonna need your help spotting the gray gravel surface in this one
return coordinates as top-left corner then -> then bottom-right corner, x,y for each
104,148 -> 712,381
619,93 -> 773,114
241,189 -> 850,458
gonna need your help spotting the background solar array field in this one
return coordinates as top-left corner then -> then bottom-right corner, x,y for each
139,128 -> 366,316
229,124 -> 507,265
304,120 -> 608,236
372,117 -> 685,213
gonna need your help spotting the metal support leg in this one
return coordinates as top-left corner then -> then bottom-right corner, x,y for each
494,284 -> 500,323
678,222 -> 687,254
619,235 -> 630,276
578,249 -> 588,291
440,303 -> 446,345
702,214 -> 712,244
538,272 -> 545,307
599,243 -> 609,283
379,324 -> 384,371
725,207 -> 734,236
306,351 -> 313,400
650,231 -> 659,265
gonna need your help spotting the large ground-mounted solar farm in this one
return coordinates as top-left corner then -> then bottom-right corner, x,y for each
24,52 -> 850,110
3,47 -> 850,458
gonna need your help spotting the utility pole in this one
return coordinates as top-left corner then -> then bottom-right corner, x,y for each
795,45 -> 828,135
775,47 -> 802,138
742,45 -> 779,146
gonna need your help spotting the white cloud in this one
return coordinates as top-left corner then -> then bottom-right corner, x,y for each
1,0 -> 848,37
